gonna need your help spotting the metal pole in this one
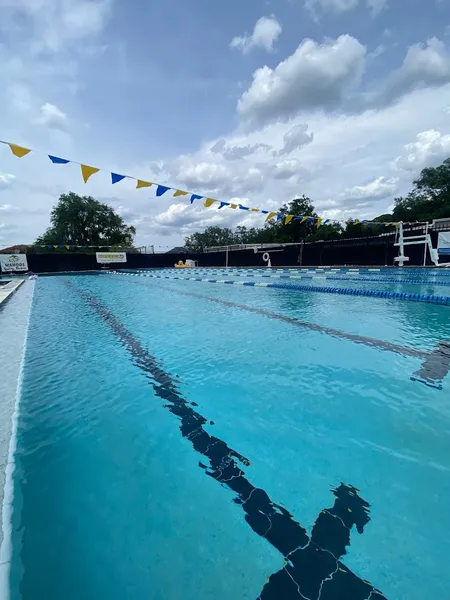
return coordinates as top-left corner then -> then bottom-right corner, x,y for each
225,246 -> 229,268
423,223 -> 428,266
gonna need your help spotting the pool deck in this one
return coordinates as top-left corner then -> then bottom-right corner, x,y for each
0,279 -> 25,306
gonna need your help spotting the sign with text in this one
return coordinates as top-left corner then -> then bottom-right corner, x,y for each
96,252 -> 127,264
0,254 -> 28,272
438,232 -> 450,255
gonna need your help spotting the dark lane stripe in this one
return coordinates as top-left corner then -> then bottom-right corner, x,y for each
66,280 -> 386,600
115,276 -> 427,359
116,277 -> 450,389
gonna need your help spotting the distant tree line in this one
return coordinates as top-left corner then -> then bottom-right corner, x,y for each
184,158 -> 450,252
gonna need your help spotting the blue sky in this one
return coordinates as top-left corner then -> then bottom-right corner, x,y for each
1,0 -> 450,248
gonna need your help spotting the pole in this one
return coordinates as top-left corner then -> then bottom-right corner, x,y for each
423,222 -> 428,266
225,246 -> 229,268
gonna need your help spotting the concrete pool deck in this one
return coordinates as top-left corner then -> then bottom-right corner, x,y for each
0,280 -> 25,306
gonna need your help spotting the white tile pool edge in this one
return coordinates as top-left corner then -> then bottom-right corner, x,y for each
0,280 -> 35,600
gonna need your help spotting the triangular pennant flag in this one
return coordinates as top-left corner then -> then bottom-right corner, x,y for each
111,173 -> 126,184
249,208 -> 259,212
276,214 -> 283,221
322,219 -> 329,225
204,198 -> 216,208
300,216 -> 308,224
306,217 -> 314,223
136,179 -> 152,188
59,244 -> 65,248
53,245 -> 59,249
65,245 -> 70,250
316,218 -> 323,228
173,190 -> 188,197
260,210 -> 269,215
285,215 -> 294,225
48,155 -> 70,164
218,202 -> 229,209
190,194 -> 203,204
46,245 -> 52,249
80,164 -> 99,183
265,212 -> 277,222
156,185 -> 170,197
229,204 -> 238,209
238,205 -> 249,211
40,245 -> 46,248
8,143 -> 31,158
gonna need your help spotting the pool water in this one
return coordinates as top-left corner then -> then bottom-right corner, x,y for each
2,271 -> 450,600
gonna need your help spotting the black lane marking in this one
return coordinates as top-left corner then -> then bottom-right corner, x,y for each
66,280 -> 387,599
115,276 -> 450,389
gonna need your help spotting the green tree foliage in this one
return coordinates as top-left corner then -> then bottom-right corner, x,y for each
36,192 -> 136,246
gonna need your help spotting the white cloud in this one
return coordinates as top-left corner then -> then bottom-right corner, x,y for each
340,176 -> 399,200
0,174 -> 16,190
0,0 -> 111,52
35,102 -> 69,130
211,139 -> 271,160
305,0 -> 386,16
268,158 -> 304,180
381,38 -> 450,105
392,129 -> 450,172
230,16 -> 282,55
237,35 -> 366,127
275,123 -> 314,156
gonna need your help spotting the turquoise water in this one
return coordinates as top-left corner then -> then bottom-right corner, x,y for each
5,273 -> 450,600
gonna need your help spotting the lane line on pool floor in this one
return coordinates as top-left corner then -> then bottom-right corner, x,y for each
66,280 -> 387,600
114,270 -> 450,307
110,274 -> 450,390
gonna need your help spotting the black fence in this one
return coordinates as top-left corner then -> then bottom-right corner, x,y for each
1,231 -> 441,274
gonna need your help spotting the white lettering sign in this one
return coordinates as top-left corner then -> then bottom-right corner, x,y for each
438,232 -> 450,255
96,252 -> 127,264
0,254 -> 28,272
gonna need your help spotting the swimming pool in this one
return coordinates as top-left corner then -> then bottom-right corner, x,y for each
1,270 -> 449,600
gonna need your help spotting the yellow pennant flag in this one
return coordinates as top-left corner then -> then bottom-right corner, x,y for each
249,208 -> 259,212
136,179 -> 153,189
316,218 -> 323,228
300,216 -> 308,224
65,245 -> 70,250
285,215 -> 294,225
53,245 -> 58,249
265,211 -> 277,222
229,203 -> 238,209
81,164 -> 99,183
204,198 -> 216,208
8,143 -> 31,158
173,190 -> 188,197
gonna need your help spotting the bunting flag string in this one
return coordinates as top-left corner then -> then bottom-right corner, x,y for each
0,139 -> 401,228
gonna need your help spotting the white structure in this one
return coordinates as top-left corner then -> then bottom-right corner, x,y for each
394,221 -> 450,267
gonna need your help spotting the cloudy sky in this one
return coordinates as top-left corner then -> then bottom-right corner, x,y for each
0,0 -> 450,248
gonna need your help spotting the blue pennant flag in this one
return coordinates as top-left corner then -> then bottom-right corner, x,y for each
218,202 -> 229,209
48,155 -> 70,164
111,173 -> 126,184
156,185 -> 170,197
306,217 -> 315,223
276,214 -> 283,221
260,210 -> 269,215
190,194 -> 203,204
46,244 -> 52,249
238,205 -> 249,211
59,244 -> 65,248
322,219 -> 329,225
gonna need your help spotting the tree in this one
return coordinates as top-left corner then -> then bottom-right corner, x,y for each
392,158 -> 450,222
184,226 -> 237,252
36,192 -> 136,246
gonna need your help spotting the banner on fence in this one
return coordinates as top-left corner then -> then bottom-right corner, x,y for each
0,254 -> 28,272
438,232 -> 450,255
96,252 -> 127,264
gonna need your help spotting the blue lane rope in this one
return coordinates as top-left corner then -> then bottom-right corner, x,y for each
110,271 -> 450,306
154,271 -> 450,287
